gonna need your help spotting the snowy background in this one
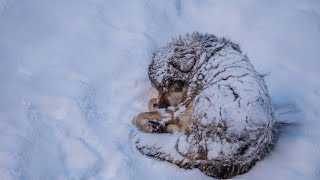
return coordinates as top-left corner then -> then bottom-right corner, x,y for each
0,0 -> 319,179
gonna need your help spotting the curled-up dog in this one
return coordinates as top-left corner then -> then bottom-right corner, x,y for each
133,33 -> 277,179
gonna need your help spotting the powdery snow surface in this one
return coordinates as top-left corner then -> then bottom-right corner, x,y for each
0,0 -> 319,179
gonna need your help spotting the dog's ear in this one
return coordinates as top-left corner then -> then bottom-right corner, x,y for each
170,57 -> 195,73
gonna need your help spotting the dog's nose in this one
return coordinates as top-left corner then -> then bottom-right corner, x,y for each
159,103 -> 170,109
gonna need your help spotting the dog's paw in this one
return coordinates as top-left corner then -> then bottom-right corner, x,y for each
147,120 -> 166,133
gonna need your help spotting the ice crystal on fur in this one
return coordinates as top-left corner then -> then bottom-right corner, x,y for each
135,33 -> 277,179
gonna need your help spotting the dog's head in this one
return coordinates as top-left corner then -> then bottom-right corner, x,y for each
148,33 -> 224,108
148,34 -> 207,108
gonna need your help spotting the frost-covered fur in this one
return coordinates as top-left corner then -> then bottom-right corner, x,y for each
135,33 -> 277,179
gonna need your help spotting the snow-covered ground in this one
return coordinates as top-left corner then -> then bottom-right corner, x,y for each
0,0 -> 319,179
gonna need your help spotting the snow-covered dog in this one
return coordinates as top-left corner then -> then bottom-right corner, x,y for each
133,33 -> 277,179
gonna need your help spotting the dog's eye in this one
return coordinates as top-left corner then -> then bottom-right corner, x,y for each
169,85 -> 180,92
169,80 -> 185,92
174,87 -> 182,92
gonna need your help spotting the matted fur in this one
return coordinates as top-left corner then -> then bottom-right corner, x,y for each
134,33 -> 277,179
